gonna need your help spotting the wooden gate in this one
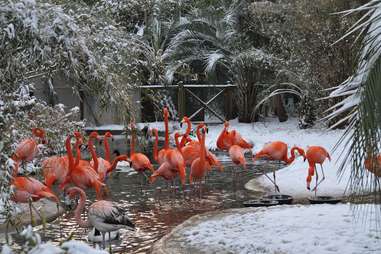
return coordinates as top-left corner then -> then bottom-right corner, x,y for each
139,82 -> 236,123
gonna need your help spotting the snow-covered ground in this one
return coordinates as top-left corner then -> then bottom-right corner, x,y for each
176,204 -> 381,254
204,118 -> 348,198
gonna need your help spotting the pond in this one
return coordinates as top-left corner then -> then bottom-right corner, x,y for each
1,151 -> 278,253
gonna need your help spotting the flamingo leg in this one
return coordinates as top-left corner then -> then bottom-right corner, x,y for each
108,232 -> 112,253
314,166 -> 319,197
312,165 -> 326,192
102,232 -> 106,249
28,198 -> 35,226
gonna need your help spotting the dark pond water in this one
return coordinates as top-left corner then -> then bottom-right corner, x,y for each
2,151 -> 277,253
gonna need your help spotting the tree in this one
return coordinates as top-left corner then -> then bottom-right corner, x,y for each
165,0 -> 278,122
327,0 -> 381,203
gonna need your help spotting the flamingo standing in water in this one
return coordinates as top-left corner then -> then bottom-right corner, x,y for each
12,128 -> 46,175
65,187 -> 135,249
90,132 -> 112,179
43,131 -> 83,188
305,146 -> 331,196
129,122 -> 154,184
216,121 -> 253,151
253,141 -> 305,192
150,108 -> 186,186
176,120 -> 223,171
189,126 -> 211,186
59,135 -> 105,200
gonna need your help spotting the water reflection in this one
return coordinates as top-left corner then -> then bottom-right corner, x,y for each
2,152 -> 276,253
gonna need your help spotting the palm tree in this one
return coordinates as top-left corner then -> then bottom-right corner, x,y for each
327,0 -> 381,201
164,1 -> 277,122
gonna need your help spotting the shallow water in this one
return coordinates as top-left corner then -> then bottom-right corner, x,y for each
2,152 -> 278,253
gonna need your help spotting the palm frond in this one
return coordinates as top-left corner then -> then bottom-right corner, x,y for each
329,0 -> 381,203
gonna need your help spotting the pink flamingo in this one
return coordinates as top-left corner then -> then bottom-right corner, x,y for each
305,146 -> 331,195
12,128 -> 46,176
189,126 -> 211,185
253,141 -> 305,192
43,131 -> 83,188
150,108 -> 186,186
65,187 -> 135,248
129,122 -> 154,184
175,122 -> 223,171
59,135 -> 105,200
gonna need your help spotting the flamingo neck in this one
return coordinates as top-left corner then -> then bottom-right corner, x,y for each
65,136 -> 75,171
106,155 -> 127,175
73,188 -> 90,228
200,130 -> 206,167
104,136 -> 111,162
74,137 -> 82,166
164,114 -> 169,149
130,133 -> 135,156
180,119 -> 191,147
174,134 -> 183,155
88,137 -> 99,171
286,147 -> 298,164
153,130 -> 159,162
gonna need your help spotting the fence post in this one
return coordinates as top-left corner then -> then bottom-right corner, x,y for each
224,86 -> 233,120
178,82 -> 185,120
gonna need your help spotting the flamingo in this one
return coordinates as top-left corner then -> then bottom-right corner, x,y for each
150,108 -> 186,186
12,128 -> 46,176
43,131 -> 83,188
253,141 -> 305,192
216,121 -> 233,151
304,146 -> 331,195
90,132 -> 114,180
65,187 -> 135,249
150,127 -> 186,186
189,126 -> 211,185
12,176 -> 59,225
179,116 -> 196,147
59,135 -> 105,200
129,122 -> 154,184
229,145 -> 247,170
365,153 -> 381,177
216,121 -> 253,151
175,122 -> 223,171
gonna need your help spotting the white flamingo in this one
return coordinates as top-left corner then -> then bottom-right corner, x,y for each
65,187 -> 135,248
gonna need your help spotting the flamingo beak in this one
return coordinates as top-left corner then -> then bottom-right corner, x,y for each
180,122 -> 183,128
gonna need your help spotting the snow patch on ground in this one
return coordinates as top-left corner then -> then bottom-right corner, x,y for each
180,204 -> 381,254
204,118 -> 347,198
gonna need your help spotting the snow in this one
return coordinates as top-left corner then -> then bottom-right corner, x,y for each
61,240 -> 108,254
180,204 -> 381,254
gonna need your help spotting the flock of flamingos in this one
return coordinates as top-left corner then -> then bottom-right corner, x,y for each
9,107 -> 335,247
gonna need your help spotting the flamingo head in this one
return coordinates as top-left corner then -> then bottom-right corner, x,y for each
104,131 -> 113,138
32,128 -> 46,143
89,131 -> 99,140
150,128 -> 158,137
163,107 -> 169,118
65,187 -> 79,199
180,116 -> 189,127
292,146 -> 306,160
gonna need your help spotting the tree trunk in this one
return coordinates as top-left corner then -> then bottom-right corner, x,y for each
274,94 -> 288,122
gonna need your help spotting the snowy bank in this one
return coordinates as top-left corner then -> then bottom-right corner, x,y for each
204,118 -> 347,198
152,204 -> 381,254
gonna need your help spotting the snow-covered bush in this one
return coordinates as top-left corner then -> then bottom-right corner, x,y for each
0,225 -> 107,254
0,0 -> 135,121
0,83 -> 84,224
